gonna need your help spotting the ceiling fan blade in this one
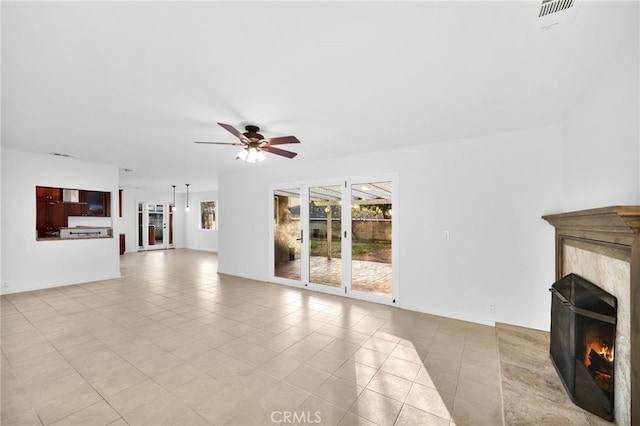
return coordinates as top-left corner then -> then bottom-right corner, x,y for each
262,146 -> 298,158
218,122 -> 245,140
194,141 -> 245,146
266,135 -> 300,145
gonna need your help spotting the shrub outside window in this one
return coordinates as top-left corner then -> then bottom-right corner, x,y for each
200,201 -> 216,230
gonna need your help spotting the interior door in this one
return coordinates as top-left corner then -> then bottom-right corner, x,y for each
138,202 -> 174,251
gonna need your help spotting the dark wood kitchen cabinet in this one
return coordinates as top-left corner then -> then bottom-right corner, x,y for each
65,202 -> 87,217
36,187 -> 67,238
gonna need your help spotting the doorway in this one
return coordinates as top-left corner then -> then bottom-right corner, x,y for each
271,176 -> 396,304
137,202 -> 175,250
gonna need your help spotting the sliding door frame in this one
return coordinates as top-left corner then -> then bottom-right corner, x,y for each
269,173 -> 399,306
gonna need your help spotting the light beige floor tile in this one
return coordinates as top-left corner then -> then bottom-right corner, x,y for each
50,400 -> 121,426
193,386 -> 249,424
333,360 -> 378,388
362,336 -> 398,355
338,411 -> 378,426
206,357 -> 254,385
234,343 -> 279,367
154,362 -> 203,393
414,365 -> 459,396
257,380 -> 311,411
389,343 -> 425,364
395,404 -> 450,426
366,370 -> 413,403
405,382 -> 455,420
123,395 -> 210,426
380,356 -> 421,381
349,389 -> 403,426
90,364 -> 147,397
458,360 -> 500,390
450,397 -> 503,426
298,395 -> 348,426
189,348 -> 234,372
314,375 -> 363,410
284,364 -> 331,394
281,341 -> 323,361
455,377 -> 501,408
424,351 -> 463,376
351,347 -> 388,369
260,353 -> 303,379
228,368 -> 280,400
0,251 -> 515,426
27,373 -> 103,425
305,349 -> 349,374
104,378 -> 174,416
131,350 -> 183,377
172,373 -> 223,408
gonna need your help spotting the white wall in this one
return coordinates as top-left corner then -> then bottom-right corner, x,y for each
184,190 -> 219,252
219,124 -> 564,330
562,35 -> 640,209
1,149 -> 120,294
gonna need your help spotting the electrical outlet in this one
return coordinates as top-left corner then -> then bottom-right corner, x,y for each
488,302 -> 496,313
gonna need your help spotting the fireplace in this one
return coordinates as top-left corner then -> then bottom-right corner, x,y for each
543,206 -> 640,425
550,273 -> 617,421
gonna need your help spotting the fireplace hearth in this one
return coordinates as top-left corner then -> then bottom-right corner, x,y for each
550,273 -> 617,421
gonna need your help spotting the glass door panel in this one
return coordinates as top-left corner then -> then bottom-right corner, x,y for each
350,181 -> 392,297
168,204 -> 174,246
274,189 -> 302,281
308,185 -> 342,288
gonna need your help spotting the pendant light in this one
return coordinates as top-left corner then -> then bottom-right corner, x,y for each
171,185 -> 176,212
185,184 -> 190,212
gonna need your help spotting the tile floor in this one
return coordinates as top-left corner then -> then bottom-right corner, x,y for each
1,249 -> 502,426
275,257 -> 392,296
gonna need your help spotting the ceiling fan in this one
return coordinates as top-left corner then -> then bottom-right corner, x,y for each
195,123 -> 300,163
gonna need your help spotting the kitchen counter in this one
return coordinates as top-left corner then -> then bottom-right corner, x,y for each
37,227 -> 113,241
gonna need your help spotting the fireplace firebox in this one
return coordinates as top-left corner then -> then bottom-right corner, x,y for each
550,273 -> 617,422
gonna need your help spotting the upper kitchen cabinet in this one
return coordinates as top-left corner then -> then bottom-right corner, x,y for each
85,191 -> 111,217
36,186 -> 62,201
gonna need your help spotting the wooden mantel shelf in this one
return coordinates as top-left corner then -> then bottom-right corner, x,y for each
543,206 -> 640,247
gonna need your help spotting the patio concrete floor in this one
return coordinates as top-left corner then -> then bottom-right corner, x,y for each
274,256 -> 392,296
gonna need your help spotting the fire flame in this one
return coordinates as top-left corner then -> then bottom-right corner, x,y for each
585,340 -> 614,366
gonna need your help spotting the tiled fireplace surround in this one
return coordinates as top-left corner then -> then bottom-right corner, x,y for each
543,206 -> 640,425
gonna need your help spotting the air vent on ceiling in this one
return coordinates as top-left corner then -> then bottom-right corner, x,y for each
539,0 -> 574,18
50,152 -> 72,158
536,0 -> 579,30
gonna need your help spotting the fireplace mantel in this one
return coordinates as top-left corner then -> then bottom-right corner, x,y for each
543,206 -> 640,425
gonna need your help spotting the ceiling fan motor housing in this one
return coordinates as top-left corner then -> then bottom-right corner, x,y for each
243,125 -> 264,141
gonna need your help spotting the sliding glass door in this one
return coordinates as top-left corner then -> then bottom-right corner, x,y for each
350,181 -> 393,297
308,184 -> 343,289
274,188 -> 302,283
271,176 -> 397,304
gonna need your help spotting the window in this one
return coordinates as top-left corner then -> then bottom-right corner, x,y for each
200,201 -> 216,230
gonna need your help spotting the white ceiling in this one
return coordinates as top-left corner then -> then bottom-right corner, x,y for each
2,1 -> 637,192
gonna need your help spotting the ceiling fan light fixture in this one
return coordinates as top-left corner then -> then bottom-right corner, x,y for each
237,148 -> 249,161
245,147 -> 266,163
